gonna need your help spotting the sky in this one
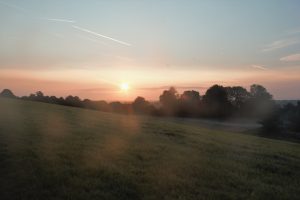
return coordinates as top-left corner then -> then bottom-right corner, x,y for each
0,0 -> 300,101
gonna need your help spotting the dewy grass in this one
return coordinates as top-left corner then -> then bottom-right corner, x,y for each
1,98 -> 300,200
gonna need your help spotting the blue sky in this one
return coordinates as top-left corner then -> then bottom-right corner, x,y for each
0,0 -> 300,100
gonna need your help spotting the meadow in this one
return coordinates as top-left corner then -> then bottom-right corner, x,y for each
1,98 -> 300,200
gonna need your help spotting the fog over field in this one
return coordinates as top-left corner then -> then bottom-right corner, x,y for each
1,1 -> 300,199
1,98 -> 300,199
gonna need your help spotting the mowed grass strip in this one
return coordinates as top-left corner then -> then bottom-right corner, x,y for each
1,98 -> 300,200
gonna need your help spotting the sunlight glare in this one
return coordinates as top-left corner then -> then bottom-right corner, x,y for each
120,82 -> 129,91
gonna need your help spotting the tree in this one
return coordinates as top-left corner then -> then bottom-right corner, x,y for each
36,91 -> 44,97
49,96 -> 59,104
109,101 -> 124,113
132,96 -> 152,114
82,99 -> 94,109
246,84 -> 273,118
202,85 -> 232,118
178,90 -> 201,117
94,101 -> 110,112
250,84 -> 272,100
34,91 -> 45,102
0,89 -> 16,98
260,105 -> 283,134
159,87 -> 179,115
82,99 -> 110,111
288,101 -> 300,132
225,86 -> 250,109
180,90 -> 201,103
65,95 -> 83,107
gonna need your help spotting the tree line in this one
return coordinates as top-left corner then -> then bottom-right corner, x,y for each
0,84 -> 299,133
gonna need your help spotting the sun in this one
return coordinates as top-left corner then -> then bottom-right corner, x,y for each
120,82 -> 129,91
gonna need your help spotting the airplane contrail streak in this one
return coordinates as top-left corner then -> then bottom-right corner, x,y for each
72,25 -> 131,46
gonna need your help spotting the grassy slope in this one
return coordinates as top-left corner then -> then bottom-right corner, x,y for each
0,98 -> 300,200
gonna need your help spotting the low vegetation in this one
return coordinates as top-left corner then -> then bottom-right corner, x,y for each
0,84 -> 275,119
1,83 -> 299,135
1,98 -> 300,199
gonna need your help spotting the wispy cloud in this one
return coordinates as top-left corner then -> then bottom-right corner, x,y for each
280,53 -> 300,62
72,25 -> 131,46
42,18 -> 76,23
262,38 -> 300,52
251,65 -> 268,70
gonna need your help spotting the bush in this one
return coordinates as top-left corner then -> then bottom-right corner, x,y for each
260,107 -> 283,134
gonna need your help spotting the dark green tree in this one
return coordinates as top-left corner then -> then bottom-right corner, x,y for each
0,89 -> 16,98
179,90 -> 201,117
247,84 -> 273,118
202,85 -> 232,118
159,87 -> 179,115
225,86 -> 250,109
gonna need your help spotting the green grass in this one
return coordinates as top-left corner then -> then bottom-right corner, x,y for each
1,98 -> 300,200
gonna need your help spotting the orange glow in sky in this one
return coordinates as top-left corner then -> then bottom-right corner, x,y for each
1,1 -> 300,101
1,67 -> 300,101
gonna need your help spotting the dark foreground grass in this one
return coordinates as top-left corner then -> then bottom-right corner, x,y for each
1,98 -> 300,200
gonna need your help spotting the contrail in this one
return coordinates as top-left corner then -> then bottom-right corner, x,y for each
42,18 -> 76,23
76,34 -> 111,47
72,25 -> 131,46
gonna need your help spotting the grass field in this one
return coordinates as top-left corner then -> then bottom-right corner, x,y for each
1,98 -> 300,200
